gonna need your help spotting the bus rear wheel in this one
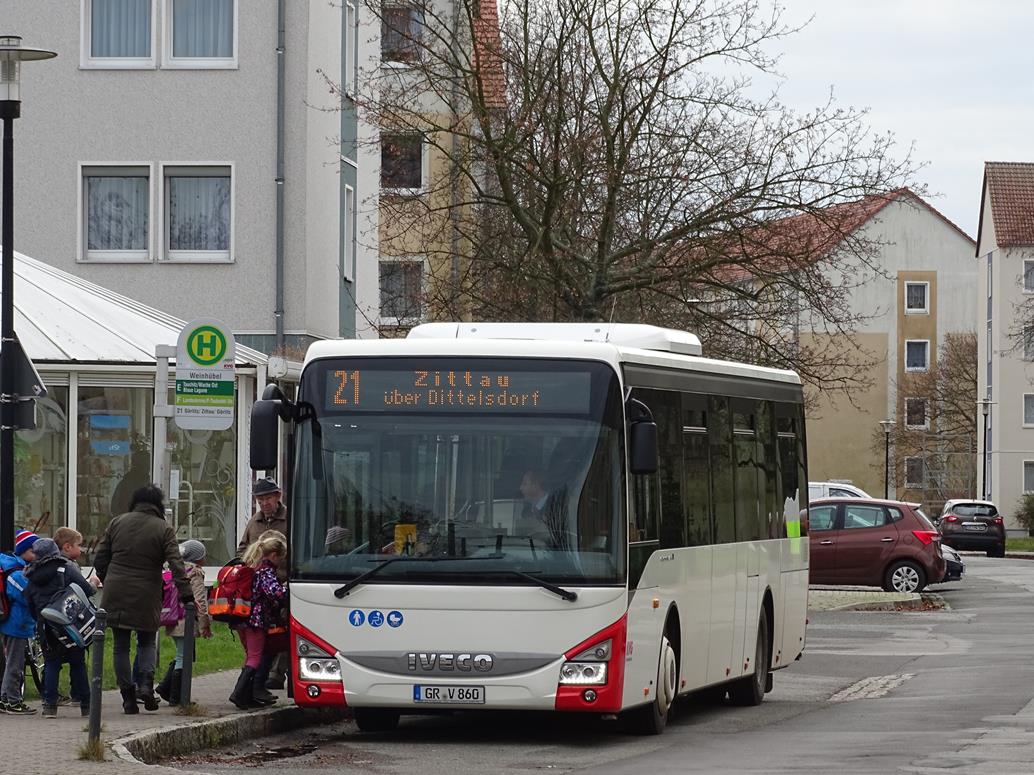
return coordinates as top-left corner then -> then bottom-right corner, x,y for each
353,707 -> 401,732
623,633 -> 678,735
729,613 -> 769,707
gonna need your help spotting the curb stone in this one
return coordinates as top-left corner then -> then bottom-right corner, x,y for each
112,704 -> 348,766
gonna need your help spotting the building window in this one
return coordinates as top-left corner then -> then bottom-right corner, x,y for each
381,134 -> 423,191
80,165 -> 152,262
905,340 -> 929,372
81,0 -> 156,68
343,185 -> 356,282
162,165 -> 232,262
1024,395 -> 1034,427
1025,461 -> 1034,494
905,398 -> 927,429
904,281 -> 929,314
345,2 -> 358,95
1025,260 -> 1034,294
1026,326 -> 1034,362
378,258 -> 423,324
904,457 -> 924,488
381,5 -> 423,63
163,0 -> 237,68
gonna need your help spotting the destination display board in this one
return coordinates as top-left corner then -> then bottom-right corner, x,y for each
323,368 -> 593,414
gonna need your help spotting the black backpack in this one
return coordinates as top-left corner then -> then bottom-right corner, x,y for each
38,565 -> 97,649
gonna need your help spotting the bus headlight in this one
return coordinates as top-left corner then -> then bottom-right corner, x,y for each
299,657 -> 342,681
559,662 -> 607,685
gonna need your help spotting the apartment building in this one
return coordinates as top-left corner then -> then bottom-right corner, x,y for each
975,162 -> 1034,532
5,0 -> 378,352
803,190 -> 977,503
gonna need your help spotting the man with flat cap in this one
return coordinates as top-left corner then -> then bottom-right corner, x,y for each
237,477 -> 288,557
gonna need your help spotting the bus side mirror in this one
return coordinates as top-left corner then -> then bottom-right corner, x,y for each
626,397 -> 658,475
250,399 -> 281,470
629,420 -> 658,475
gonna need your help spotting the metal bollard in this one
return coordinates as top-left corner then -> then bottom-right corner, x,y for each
88,608 -> 107,744
180,601 -> 195,706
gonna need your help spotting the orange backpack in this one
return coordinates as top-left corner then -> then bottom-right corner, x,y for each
207,560 -> 254,624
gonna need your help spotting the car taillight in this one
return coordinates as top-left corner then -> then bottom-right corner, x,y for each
912,530 -> 939,545
994,517 -> 1004,526
942,515 -> 959,523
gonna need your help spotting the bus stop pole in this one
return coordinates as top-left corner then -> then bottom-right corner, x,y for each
88,608 -> 107,744
180,601 -> 195,706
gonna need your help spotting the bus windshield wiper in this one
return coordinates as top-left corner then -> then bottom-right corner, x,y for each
502,570 -> 578,602
334,557 -> 409,598
333,553 -> 507,598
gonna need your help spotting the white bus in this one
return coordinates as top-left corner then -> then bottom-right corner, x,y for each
250,323 -> 809,734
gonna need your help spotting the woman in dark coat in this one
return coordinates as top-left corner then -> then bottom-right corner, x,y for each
94,484 -> 191,713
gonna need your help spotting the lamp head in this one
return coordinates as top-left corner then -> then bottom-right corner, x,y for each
0,36 -> 57,104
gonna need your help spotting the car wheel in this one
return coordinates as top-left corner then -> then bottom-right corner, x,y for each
987,544 -> 1006,558
883,560 -> 926,593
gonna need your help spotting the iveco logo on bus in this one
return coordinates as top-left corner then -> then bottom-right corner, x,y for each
407,653 -> 494,672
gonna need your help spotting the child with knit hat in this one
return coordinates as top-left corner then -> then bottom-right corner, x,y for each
24,537 -> 95,718
155,539 -> 211,705
0,530 -> 40,714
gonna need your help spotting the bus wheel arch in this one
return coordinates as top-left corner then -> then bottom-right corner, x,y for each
729,595 -> 772,707
623,605 -> 680,735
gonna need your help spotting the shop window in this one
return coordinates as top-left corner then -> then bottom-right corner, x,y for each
76,386 -> 153,562
166,419 -> 238,566
15,387 -> 69,533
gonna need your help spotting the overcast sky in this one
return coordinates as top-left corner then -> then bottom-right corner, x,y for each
764,0 -> 1034,238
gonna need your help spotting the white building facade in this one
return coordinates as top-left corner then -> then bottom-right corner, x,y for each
5,0 -> 378,350
975,162 -> 1034,532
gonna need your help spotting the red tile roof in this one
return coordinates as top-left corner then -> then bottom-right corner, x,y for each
472,1 -> 506,110
979,162 -> 1034,248
708,188 -> 973,281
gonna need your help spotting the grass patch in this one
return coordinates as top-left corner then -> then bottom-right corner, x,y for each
24,626 -> 243,702
174,702 -> 208,717
1007,537 -> 1034,552
77,738 -> 106,761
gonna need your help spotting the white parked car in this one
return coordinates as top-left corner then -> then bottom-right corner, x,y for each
808,481 -> 871,501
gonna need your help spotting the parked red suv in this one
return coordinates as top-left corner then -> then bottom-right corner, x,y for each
806,498 -> 945,593
937,500 -> 1006,558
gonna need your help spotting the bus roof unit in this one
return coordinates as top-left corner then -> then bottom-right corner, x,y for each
407,322 -> 703,357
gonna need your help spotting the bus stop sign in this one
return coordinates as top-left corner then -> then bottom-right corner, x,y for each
175,319 -> 235,431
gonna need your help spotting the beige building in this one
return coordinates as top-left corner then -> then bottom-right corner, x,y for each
802,190 -> 976,503
975,162 -> 1034,533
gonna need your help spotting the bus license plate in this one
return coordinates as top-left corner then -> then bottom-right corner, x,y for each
413,685 -> 485,704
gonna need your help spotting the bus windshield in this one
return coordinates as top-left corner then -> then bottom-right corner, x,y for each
290,357 -> 626,586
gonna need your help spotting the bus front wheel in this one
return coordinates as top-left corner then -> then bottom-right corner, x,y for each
353,707 -> 401,732
623,633 -> 678,735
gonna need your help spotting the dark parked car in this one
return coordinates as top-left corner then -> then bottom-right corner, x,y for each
938,499 -> 1006,558
806,498 -> 946,593
940,543 -> 964,582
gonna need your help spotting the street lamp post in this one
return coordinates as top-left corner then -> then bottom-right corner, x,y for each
0,36 -> 56,552
978,399 -> 992,500
879,418 -> 896,499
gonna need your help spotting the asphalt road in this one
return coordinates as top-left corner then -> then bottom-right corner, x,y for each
168,554 -> 1034,775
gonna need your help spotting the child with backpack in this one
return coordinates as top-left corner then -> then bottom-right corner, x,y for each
156,540 -> 212,705
0,530 -> 40,714
229,530 -> 287,710
24,537 -> 95,718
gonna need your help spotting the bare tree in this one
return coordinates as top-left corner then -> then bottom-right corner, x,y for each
878,333 -> 978,509
352,0 -> 918,391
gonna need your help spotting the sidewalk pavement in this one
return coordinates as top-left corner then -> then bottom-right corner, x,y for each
808,585 -> 927,612
0,668 -> 332,775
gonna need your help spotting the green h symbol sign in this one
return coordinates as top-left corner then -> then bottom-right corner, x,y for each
187,326 -> 227,366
